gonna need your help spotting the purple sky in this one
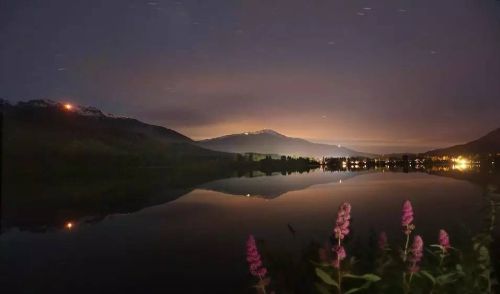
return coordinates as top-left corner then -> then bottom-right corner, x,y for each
2,0 -> 500,153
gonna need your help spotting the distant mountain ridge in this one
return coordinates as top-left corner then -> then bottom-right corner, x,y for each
1,99 -> 370,164
1,99 -> 234,172
198,129 -> 372,158
425,128 -> 500,156
7,99 -> 496,160
3,99 -> 193,143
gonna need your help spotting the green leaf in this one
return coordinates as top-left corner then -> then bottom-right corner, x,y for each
315,268 -> 339,288
426,248 -> 439,256
310,259 -> 332,268
430,244 -> 444,249
315,282 -> 333,294
436,273 -> 458,285
455,264 -> 465,276
343,277 -> 379,294
349,256 -> 359,266
421,270 -> 436,284
343,273 -> 381,282
344,287 -> 365,294
478,246 -> 490,261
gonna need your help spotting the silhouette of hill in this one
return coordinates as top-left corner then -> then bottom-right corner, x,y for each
1,99 -> 241,231
198,129 -> 372,158
1,99 -> 235,173
425,128 -> 500,156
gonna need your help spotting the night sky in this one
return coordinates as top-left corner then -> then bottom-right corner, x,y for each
2,0 -> 500,153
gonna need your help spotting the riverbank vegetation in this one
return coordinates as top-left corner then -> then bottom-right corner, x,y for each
246,195 -> 499,293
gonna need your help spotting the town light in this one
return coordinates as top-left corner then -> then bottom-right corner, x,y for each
451,156 -> 471,171
64,103 -> 73,110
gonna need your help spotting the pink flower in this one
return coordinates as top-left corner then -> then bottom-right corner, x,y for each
402,200 -> 414,234
333,202 -> 352,240
246,235 -> 268,278
332,245 -> 346,268
408,235 -> 423,273
378,231 -> 388,251
439,229 -> 451,251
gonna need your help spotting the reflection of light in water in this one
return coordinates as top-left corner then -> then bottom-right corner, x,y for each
66,222 -> 73,229
246,194 -> 250,197
451,156 -> 471,171
452,163 -> 470,171
339,179 -> 342,184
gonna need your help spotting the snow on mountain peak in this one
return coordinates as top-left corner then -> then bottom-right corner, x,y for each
245,129 -> 286,137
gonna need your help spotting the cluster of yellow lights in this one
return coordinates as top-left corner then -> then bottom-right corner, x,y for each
451,156 -> 471,171
451,156 -> 470,164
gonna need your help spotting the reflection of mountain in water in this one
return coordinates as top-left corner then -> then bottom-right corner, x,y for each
199,169 -> 365,199
1,169 -> 234,232
425,169 -> 500,193
5,167 -> 498,232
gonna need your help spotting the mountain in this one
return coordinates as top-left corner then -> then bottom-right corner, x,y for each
425,128 -> 500,156
10,99 -> 193,142
1,99 -> 235,174
198,129 -> 372,158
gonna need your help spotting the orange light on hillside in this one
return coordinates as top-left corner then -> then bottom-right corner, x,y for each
64,103 -> 73,110
66,222 -> 73,229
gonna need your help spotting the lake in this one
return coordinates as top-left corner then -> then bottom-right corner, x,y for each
1,169 -> 499,293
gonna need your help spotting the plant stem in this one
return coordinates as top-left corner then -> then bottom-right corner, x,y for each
402,272 -> 408,294
337,238 -> 342,294
258,275 -> 266,294
403,232 -> 410,262
402,272 -> 414,294
338,266 -> 342,294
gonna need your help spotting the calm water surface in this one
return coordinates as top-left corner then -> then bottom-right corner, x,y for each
1,170 -> 496,293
